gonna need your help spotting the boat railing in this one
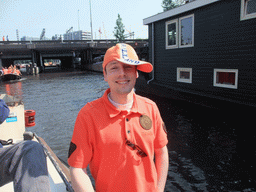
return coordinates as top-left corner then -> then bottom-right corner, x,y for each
34,133 -> 74,192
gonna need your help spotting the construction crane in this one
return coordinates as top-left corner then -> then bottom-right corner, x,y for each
40,28 -> 45,40
65,27 -> 74,40
16,29 -> 19,41
66,27 -> 73,34
124,28 -> 134,39
102,22 -> 107,39
98,27 -> 102,39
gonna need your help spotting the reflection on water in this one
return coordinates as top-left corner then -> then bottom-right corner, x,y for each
0,71 -> 109,163
138,91 -> 256,192
3,81 -> 23,99
0,71 -> 255,191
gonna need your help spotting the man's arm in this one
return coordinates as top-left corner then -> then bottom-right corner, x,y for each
70,167 -> 95,192
154,145 -> 169,192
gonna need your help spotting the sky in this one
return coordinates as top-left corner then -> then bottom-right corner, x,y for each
0,0 -> 163,41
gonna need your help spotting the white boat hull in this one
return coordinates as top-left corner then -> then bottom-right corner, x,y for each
0,94 -> 73,191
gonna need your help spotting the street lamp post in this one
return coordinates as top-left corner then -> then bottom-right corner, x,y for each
78,10 -> 80,31
89,0 -> 93,43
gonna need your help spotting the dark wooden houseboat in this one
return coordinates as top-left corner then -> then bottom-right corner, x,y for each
136,0 -> 256,107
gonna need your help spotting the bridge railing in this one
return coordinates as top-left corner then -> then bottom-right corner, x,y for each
0,39 -> 148,46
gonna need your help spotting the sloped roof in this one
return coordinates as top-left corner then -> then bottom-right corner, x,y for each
143,0 -> 220,25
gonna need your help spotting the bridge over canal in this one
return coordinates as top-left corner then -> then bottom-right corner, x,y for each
0,39 -> 149,72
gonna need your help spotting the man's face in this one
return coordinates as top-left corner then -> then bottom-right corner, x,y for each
104,61 -> 138,96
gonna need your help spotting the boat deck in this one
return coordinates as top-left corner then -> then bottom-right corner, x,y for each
0,94 -> 72,191
0,138 -> 71,192
1,157 -> 67,191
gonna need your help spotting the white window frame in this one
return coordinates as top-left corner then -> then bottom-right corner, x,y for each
165,14 -> 194,49
213,69 -> 238,89
166,19 -> 178,49
177,68 -> 192,83
179,14 -> 194,48
241,0 -> 256,20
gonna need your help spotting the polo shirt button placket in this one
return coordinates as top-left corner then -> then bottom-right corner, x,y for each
125,117 -> 131,139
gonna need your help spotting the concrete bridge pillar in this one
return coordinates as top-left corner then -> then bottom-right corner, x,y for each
39,54 -> 44,72
60,57 -> 73,69
31,50 -> 44,73
81,49 -> 93,70
80,52 -> 86,64
31,51 -> 36,66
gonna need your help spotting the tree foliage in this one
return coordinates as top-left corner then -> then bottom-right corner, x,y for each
162,0 -> 186,11
113,14 -> 125,42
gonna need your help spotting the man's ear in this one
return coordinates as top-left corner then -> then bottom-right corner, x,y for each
103,70 -> 107,82
136,71 -> 139,78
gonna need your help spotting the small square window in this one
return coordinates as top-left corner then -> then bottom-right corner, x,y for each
177,68 -> 192,83
241,0 -> 256,20
214,69 -> 238,89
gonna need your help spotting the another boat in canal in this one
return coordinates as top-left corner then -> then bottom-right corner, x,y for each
1,66 -> 22,81
0,94 -> 73,192
1,73 -> 21,81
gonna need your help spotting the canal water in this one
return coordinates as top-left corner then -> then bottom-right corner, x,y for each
0,69 -> 255,191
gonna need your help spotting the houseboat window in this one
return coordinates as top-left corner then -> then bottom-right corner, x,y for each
247,0 -> 256,14
166,19 -> 178,49
241,0 -> 256,20
166,15 -> 194,49
179,15 -> 194,48
177,68 -> 192,83
180,71 -> 190,79
214,69 -> 238,89
168,24 -> 177,45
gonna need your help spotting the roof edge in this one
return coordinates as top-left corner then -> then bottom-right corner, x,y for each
143,0 -> 220,25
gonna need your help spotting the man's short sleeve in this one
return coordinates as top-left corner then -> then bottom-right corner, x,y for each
68,107 -> 93,168
153,103 -> 168,149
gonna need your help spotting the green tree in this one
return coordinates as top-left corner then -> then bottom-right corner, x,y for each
113,14 -> 125,42
162,0 -> 186,11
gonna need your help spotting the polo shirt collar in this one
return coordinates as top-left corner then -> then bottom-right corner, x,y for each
103,88 -> 143,118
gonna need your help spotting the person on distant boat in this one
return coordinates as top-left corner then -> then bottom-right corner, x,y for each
7,65 -> 13,74
13,65 -> 21,76
0,68 -> 3,76
13,65 -> 17,74
16,68 -> 22,76
0,99 -> 50,191
68,43 -> 169,192
4,68 -> 8,75
11,65 -> 15,74
2,68 -> 7,75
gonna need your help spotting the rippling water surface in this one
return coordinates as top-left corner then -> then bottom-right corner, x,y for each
1,69 -> 255,191
0,70 -> 108,160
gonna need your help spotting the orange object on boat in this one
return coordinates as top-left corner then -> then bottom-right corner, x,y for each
25,110 -> 36,127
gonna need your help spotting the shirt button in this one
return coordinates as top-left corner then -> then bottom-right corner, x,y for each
127,130 -> 130,134
126,118 -> 129,122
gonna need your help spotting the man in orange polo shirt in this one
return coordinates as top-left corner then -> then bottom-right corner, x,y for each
68,43 -> 169,192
